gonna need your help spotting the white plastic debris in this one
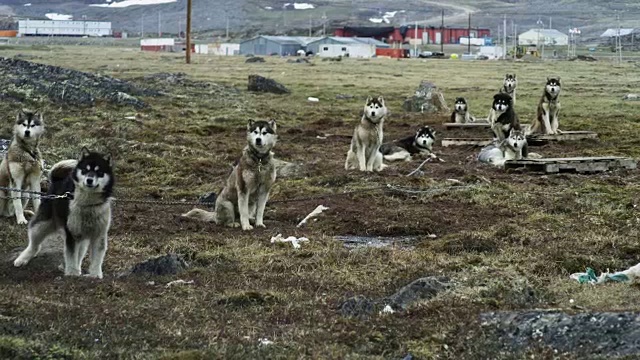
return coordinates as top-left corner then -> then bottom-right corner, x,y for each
165,279 -> 195,288
258,338 -> 274,346
307,97 -> 320,102
270,234 -> 309,249
297,205 -> 329,227
379,305 -> 395,315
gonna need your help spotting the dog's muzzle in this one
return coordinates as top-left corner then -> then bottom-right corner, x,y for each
255,138 -> 263,146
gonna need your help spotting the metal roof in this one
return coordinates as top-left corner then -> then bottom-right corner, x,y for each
257,36 -> 323,45
308,36 -> 390,47
520,29 -> 568,38
600,28 -> 636,37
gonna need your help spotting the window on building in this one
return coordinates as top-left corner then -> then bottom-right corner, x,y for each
323,47 -> 328,51
341,47 -> 347,51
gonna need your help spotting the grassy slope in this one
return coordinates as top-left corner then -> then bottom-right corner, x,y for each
0,47 -> 640,359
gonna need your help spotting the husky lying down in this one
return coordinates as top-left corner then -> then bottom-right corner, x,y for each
478,128 -> 528,167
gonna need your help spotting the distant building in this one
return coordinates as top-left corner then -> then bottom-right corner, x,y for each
334,26 -> 491,46
600,28 -> 638,47
141,38 -> 174,52
18,19 -> 112,37
210,43 -> 240,56
518,29 -> 568,46
306,36 -> 389,55
239,36 -> 322,56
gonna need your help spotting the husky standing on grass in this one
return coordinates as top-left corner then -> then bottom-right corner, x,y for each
379,126 -> 436,162
487,93 -> 521,141
478,128 -> 528,167
0,109 -> 45,225
450,97 -> 477,123
345,96 -> 387,172
499,73 -> 517,106
530,77 -> 562,135
182,119 -> 278,231
14,147 -> 115,279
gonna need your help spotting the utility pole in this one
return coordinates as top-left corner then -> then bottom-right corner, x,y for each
226,13 -> 229,39
186,0 -> 192,64
309,13 -> 312,37
322,12 -> 327,36
140,13 -> 144,38
158,11 -> 161,36
513,21 -> 516,60
413,20 -> 418,57
440,9 -> 444,52
503,14 -> 506,60
467,13 -> 471,54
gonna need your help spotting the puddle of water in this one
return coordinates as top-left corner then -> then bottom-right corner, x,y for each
334,236 -> 418,250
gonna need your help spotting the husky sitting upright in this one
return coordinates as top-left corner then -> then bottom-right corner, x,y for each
499,73 -> 517,106
182,120 -> 278,231
345,96 -> 387,172
14,148 -> 115,279
487,93 -> 521,141
379,126 -> 436,162
530,77 -> 562,135
0,109 -> 45,225
478,128 -> 528,167
450,97 -> 477,123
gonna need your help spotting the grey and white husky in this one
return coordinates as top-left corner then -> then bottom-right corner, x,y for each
345,96 -> 387,172
499,73 -> 517,106
530,77 -> 562,135
14,148 -> 115,279
182,120 -> 278,231
478,128 -> 528,167
0,109 -> 45,225
379,126 -> 436,162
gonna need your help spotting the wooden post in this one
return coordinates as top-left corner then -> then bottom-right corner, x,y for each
186,0 -> 192,64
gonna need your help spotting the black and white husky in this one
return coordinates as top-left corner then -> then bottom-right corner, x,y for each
530,77 -> 562,135
379,126 -> 436,162
450,97 -> 477,123
478,128 -> 528,167
498,73 -> 517,106
14,147 -> 114,279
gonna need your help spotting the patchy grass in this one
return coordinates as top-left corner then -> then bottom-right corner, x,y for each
1,47 -> 640,359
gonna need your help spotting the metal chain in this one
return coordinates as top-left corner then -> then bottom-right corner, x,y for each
0,184 -> 480,207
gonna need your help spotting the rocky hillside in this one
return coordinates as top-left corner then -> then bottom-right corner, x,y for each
1,0 -> 638,40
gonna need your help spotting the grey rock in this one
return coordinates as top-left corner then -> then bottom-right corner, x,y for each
247,74 -> 290,94
273,158 -> 305,179
339,295 -> 379,318
386,276 -> 451,310
127,254 -> 188,276
481,310 -> 640,357
402,80 -> 450,113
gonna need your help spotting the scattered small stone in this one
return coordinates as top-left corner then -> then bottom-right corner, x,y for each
273,158 -> 306,179
247,74 -> 290,94
623,93 -> 640,101
245,56 -> 265,63
125,254 -> 188,276
385,276 -> 451,310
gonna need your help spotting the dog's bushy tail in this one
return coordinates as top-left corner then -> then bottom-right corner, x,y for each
49,159 -> 77,184
181,208 -> 217,222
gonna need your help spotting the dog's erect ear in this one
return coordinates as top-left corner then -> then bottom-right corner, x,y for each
513,74 -> 516,79
268,119 -> 277,131
377,96 -> 385,106
556,76 -> 561,82
365,96 -> 373,104
79,146 -> 91,160
546,76 -> 550,82
247,119 -> 254,131
16,109 -> 26,122
104,153 -> 114,167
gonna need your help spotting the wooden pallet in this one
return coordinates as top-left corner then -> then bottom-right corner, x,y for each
527,131 -> 598,145
504,156 -> 637,174
443,122 -> 491,129
441,138 -> 493,147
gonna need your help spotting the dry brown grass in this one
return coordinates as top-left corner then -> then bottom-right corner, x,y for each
1,47 -> 640,359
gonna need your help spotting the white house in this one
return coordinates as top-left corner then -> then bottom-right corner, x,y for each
318,43 -> 376,58
210,43 -> 240,56
518,29 -> 568,46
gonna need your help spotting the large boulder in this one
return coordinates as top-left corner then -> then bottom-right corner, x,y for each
247,74 -> 290,94
402,81 -> 449,113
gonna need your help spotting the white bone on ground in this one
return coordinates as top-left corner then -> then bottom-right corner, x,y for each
297,205 -> 329,227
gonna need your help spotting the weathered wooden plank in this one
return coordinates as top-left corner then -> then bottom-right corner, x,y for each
505,156 -> 637,174
527,131 -> 598,145
443,122 -> 491,129
441,138 -> 493,147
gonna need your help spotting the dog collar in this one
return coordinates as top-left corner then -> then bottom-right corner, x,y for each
249,147 -> 270,164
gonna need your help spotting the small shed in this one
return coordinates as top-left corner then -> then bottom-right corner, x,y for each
318,43 -> 377,58
141,38 -> 175,52
306,36 -> 389,55
210,43 -> 240,56
518,29 -> 568,46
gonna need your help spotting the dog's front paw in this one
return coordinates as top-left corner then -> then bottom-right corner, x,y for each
255,222 -> 266,228
227,222 -> 240,228
13,257 -> 29,267
16,217 -> 28,225
84,273 -> 103,280
242,224 -> 254,231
